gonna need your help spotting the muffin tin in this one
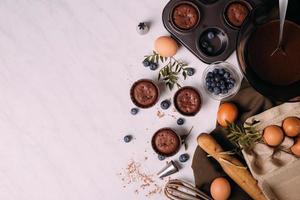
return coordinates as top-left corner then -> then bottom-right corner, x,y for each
162,0 -> 263,63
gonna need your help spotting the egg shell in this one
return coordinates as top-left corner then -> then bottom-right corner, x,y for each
217,102 -> 238,127
210,177 -> 231,200
263,125 -> 284,147
154,36 -> 178,57
291,137 -> 300,157
282,117 -> 300,137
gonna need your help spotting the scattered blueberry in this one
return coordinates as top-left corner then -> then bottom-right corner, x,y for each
207,46 -> 213,53
179,153 -> 189,163
207,32 -> 215,39
186,68 -> 195,76
211,82 -> 216,87
201,41 -> 209,48
150,62 -> 158,71
161,100 -> 171,110
177,118 -> 185,125
124,135 -> 132,143
228,83 -> 234,89
158,154 -> 166,161
207,72 -> 213,77
130,108 -> 139,115
208,87 -> 214,92
143,60 -> 150,67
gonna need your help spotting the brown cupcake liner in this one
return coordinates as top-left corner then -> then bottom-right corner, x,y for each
151,128 -> 182,157
173,86 -> 202,116
170,1 -> 201,33
223,0 -> 253,29
130,79 -> 160,109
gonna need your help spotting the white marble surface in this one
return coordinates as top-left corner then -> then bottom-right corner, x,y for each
0,0 -> 240,199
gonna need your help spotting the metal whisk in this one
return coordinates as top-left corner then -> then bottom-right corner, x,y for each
164,179 -> 213,200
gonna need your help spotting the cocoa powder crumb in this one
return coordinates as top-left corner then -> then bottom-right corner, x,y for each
118,160 -> 164,198
157,110 -> 165,118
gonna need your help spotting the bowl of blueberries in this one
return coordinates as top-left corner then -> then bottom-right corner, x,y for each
202,61 -> 241,100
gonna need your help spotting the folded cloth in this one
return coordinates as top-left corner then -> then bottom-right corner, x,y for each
192,80 -> 275,200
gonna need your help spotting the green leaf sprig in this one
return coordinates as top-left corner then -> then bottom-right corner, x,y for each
226,122 -> 263,153
143,51 -> 190,91
143,51 -> 167,64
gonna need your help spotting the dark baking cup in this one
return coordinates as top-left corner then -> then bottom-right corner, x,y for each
151,128 -> 182,157
223,0 -> 253,29
197,27 -> 229,57
170,1 -> 201,33
130,79 -> 159,109
173,86 -> 202,116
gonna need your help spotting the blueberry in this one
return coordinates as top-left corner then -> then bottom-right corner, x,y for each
130,108 -> 139,115
206,81 -> 211,87
161,100 -> 171,110
124,135 -> 132,143
229,78 -> 236,84
187,68 -> 195,76
219,68 -> 225,75
201,41 -> 209,48
143,60 -> 150,67
220,85 -> 226,90
207,72 -> 213,77
213,69 -> 219,74
211,82 -> 216,87
207,46 -> 213,53
214,75 -> 221,82
213,87 -> 221,95
208,86 -> 214,92
207,32 -> 215,39
179,153 -> 189,163
158,154 -> 166,161
222,89 -> 228,94
150,62 -> 158,70
228,83 -> 234,89
224,72 -> 230,78
177,118 -> 185,125
220,80 -> 225,85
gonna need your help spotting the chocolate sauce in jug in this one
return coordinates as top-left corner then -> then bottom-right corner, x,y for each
247,20 -> 300,86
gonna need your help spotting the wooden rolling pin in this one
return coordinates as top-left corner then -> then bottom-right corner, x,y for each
197,133 -> 267,200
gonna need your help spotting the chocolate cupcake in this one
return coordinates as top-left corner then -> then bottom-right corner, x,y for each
174,86 -> 201,116
225,1 -> 250,27
172,3 -> 199,30
152,128 -> 181,156
130,79 -> 159,108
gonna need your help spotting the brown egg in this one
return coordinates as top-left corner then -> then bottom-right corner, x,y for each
291,137 -> 300,157
210,177 -> 231,200
282,117 -> 300,137
154,36 -> 178,57
263,125 -> 284,147
217,102 -> 238,127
